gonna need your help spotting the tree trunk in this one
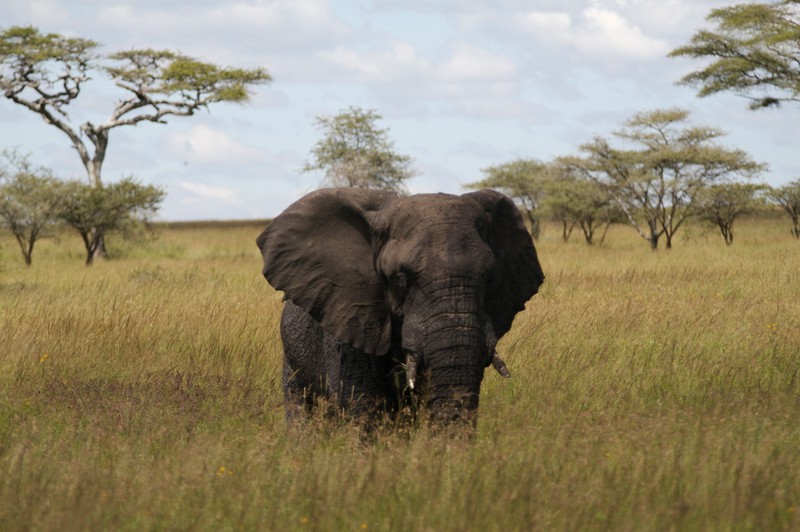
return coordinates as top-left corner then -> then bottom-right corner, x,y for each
86,151 -> 109,261
24,241 -> 33,266
720,223 -> 733,245
561,220 -> 575,242
598,223 -> 612,246
649,231 -> 659,250
580,221 -> 595,245
13,233 -> 34,266
92,228 -> 108,262
526,211 -> 541,240
80,230 -> 97,266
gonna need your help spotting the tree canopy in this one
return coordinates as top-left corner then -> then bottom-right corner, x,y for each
0,26 -> 271,187
304,106 -> 415,192
0,149 -> 61,265
541,165 -> 624,245
564,108 -> 764,250
57,178 -> 165,265
696,182 -> 766,245
670,1 -> 800,109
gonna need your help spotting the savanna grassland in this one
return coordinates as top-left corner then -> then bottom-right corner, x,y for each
1,217 -> 798,531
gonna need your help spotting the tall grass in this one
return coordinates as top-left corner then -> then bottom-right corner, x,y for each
1,218 -> 798,530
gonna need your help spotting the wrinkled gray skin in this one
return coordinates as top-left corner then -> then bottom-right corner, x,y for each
257,188 -> 544,428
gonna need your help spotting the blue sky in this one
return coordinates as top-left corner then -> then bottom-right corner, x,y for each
1,0 -> 797,220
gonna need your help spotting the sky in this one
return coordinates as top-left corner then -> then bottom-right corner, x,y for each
1,0 -> 797,220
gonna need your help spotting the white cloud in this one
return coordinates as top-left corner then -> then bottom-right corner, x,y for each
178,181 -> 239,203
320,40 -> 430,81
3,0 -> 72,28
516,5 -> 668,61
517,11 -> 572,37
321,40 -> 516,84
576,4 -> 670,59
438,43 -> 517,82
318,39 -> 520,116
163,125 -> 261,164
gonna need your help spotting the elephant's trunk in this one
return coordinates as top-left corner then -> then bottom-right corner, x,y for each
421,313 -> 487,427
426,363 -> 484,426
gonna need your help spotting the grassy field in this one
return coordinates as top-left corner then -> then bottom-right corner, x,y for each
1,217 -> 798,531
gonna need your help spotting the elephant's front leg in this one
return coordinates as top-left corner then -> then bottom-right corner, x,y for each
279,301 -> 325,425
282,356 -> 313,425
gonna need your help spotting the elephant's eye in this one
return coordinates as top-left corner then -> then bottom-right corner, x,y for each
391,271 -> 408,292
480,272 -> 493,300
475,216 -> 489,238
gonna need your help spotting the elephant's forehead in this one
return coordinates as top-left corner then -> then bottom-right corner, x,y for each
388,194 -> 483,226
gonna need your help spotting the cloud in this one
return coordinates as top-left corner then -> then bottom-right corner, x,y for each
2,0 -> 72,28
320,40 -> 430,82
178,181 -> 239,203
9,0 -> 350,72
317,40 -> 522,118
517,11 -> 572,37
516,4 -> 669,61
438,43 -> 517,82
163,125 -> 262,164
320,40 -> 516,84
577,4 -> 670,59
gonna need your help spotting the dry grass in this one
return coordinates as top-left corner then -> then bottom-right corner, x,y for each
1,217 -> 798,530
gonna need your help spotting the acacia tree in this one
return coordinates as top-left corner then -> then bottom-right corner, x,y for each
57,177 -> 165,265
542,168 -> 624,245
564,109 -> 764,250
670,1 -> 800,109
304,106 -> 415,192
0,26 -> 270,259
768,179 -> 800,238
0,150 -> 61,265
465,158 -> 551,238
696,182 -> 766,245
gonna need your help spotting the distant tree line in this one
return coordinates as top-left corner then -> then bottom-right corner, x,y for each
465,108 -> 800,249
4,0 -> 800,264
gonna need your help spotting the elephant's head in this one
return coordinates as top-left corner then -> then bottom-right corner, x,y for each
257,188 -> 543,425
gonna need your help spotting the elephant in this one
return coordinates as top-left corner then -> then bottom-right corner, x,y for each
256,187 -> 544,428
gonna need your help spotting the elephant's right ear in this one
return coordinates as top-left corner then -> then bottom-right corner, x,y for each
256,188 -> 397,355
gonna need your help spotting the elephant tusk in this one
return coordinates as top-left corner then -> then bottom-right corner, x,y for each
491,352 -> 511,378
404,352 -> 418,391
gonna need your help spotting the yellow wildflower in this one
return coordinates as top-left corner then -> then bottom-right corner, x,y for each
216,466 -> 234,477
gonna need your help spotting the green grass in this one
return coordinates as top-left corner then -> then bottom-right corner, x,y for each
1,218 -> 798,530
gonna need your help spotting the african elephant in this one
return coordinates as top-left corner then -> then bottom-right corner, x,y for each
256,188 -> 544,427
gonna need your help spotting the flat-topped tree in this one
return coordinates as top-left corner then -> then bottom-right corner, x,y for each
0,25 -> 270,257
669,1 -> 800,110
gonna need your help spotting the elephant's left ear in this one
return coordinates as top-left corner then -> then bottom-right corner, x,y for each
463,189 -> 545,339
